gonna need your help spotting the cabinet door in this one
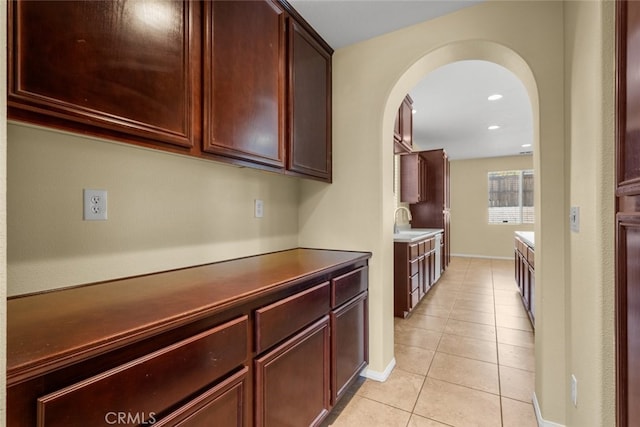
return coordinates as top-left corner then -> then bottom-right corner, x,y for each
153,368 -> 248,427
394,110 -> 402,144
8,0 -> 199,149
287,19 -> 332,181
255,317 -> 330,427
331,292 -> 368,405
203,0 -> 285,168
400,96 -> 413,151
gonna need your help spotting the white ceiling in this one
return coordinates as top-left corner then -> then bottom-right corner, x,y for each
289,0 -> 534,161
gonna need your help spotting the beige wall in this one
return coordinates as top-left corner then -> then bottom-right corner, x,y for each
298,1 -> 569,423
450,155 -> 534,259
564,1 -> 615,426
7,123 -> 300,295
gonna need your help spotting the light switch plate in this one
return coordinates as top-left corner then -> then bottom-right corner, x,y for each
570,206 -> 579,233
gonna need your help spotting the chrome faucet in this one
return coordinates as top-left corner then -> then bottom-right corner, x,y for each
394,207 -> 412,233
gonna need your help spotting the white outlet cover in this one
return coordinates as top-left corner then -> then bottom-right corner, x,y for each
84,189 -> 108,221
255,199 -> 264,218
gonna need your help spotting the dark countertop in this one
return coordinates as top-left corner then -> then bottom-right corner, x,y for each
7,248 -> 371,384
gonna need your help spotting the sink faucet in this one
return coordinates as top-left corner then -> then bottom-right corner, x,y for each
394,207 -> 412,233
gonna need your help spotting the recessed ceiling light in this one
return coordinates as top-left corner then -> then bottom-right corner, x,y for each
488,125 -> 500,130
522,143 -> 532,148
488,94 -> 503,101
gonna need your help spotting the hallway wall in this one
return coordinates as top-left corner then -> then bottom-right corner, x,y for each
298,1 -> 568,423
563,1 -> 616,426
450,155 -> 534,259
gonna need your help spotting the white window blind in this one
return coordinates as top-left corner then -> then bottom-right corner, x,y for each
488,169 -> 534,224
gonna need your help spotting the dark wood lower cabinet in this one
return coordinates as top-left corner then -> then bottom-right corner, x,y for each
394,235 -> 438,318
514,235 -> 535,327
7,249 -> 370,427
255,317 -> 331,427
154,367 -> 248,427
331,292 -> 368,404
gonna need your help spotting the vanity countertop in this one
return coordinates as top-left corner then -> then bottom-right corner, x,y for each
393,228 -> 444,243
515,231 -> 535,248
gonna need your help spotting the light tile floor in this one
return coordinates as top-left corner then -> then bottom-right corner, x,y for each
322,257 -> 537,427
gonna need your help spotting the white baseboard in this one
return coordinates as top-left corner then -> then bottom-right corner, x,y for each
451,253 -> 512,260
533,392 -> 566,427
360,358 -> 396,382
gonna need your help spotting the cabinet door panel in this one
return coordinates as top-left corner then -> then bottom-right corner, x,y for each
153,367 -> 247,427
287,20 -> 332,181
8,0 -> 198,149
203,0 -> 285,167
254,317 -> 330,427
331,292 -> 368,404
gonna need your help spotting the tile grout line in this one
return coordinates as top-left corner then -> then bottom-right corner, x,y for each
491,259 -> 506,427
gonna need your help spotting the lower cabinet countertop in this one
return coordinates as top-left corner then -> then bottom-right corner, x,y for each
7,247 -> 371,385
393,228 -> 444,243
515,231 -> 535,248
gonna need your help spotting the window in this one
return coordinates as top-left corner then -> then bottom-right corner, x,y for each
488,169 -> 534,224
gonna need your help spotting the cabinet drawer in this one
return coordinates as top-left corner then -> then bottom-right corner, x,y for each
427,238 -> 435,251
418,242 -> 426,256
153,367 -> 248,427
527,247 -> 535,268
255,282 -> 330,354
410,273 -> 420,292
409,243 -> 419,260
410,259 -> 419,276
37,316 -> 249,427
410,288 -> 420,309
331,266 -> 368,308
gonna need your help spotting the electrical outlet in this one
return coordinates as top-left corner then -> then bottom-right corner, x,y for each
84,189 -> 108,221
571,374 -> 578,407
255,199 -> 264,218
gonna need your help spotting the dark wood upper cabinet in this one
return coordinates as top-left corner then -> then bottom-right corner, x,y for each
203,0 -> 285,168
7,0 -> 201,150
394,95 -> 413,154
287,19 -> 332,181
7,0 -> 333,182
400,152 -> 427,203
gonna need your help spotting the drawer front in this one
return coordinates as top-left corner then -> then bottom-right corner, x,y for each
410,288 -> 420,309
255,282 -> 330,354
410,273 -> 420,292
409,243 -> 419,260
410,259 -> 419,276
37,316 -> 249,427
153,367 -> 248,427
418,242 -> 426,256
331,266 -> 368,308
527,247 -> 535,268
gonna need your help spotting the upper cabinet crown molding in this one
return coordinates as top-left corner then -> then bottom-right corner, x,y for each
7,0 -> 333,183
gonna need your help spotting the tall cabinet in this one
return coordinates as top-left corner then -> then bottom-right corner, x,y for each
409,149 -> 451,271
616,1 -> 640,425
